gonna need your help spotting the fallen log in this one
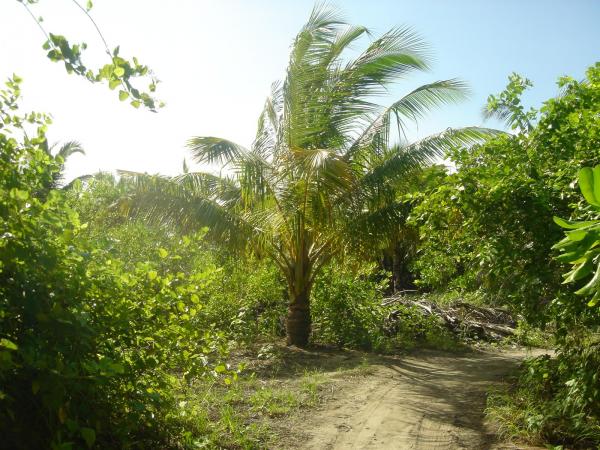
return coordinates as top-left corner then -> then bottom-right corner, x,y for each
383,295 -> 516,342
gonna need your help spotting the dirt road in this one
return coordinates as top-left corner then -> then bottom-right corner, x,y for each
292,348 -> 542,450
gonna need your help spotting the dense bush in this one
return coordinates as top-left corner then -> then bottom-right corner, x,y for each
488,344 -> 600,447
203,256 -> 287,342
412,64 -> 600,322
0,80 -> 231,449
310,262 -> 388,350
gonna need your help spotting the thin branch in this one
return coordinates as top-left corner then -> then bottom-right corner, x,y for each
19,1 -> 52,43
70,0 -> 112,57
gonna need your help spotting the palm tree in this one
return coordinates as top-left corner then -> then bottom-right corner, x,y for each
122,5 -> 496,346
41,139 -> 86,190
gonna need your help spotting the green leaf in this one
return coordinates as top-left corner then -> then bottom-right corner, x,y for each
80,427 -> 96,448
575,261 -> 600,296
553,216 -> 598,230
563,259 -> 594,284
0,338 -> 18,351
579,166 -> 600,206
594,165 -> 600,202
10,189 -> 29,201
147,270 -> 158,280
113,66 -> 125,77
158,248 -> 168,258
131,100 -> 141,109
565,229 -> 588,242
119,90 -> 129,101
109,79 -> 120,90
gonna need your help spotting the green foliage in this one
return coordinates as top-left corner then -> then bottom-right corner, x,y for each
17,0 -> 162,110
554,165 -> 600,308
483,73 -> 537,131
0,83 -> 230,448
470,65 -> 600,448
202,256 -> 287,342
413,63 -> 600,323
311,262 -> 388,350
487,347 -> 600,448
412,66 -> 600,447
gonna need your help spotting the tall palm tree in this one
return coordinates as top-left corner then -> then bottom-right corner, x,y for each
122,5 -> 496,346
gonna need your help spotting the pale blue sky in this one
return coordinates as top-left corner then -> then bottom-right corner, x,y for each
1,0 -> 598,180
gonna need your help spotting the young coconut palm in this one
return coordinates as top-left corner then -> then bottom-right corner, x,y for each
37,140 -> 86,196
122,5 -> 497,346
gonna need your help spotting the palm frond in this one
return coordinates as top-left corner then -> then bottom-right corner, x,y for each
360,127 -> 500,187
117,171 -> 251,247
345,79 -> 469,163
55,140 -> 85,160
340,26 -> 431,96
187,137 -> 248,167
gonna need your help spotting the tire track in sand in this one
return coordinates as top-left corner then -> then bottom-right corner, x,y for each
294,348 -> 544,450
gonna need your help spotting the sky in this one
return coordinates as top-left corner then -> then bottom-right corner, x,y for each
1,0 -> 599,181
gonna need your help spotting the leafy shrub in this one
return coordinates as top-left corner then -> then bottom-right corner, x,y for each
488,345 -> 600,448
381,300 -> 462,351
310,262 -> 389,350
0,81 -> 230,448
71,173 -> 289,344
412,63 -> 600,322
203,256 -> 287,342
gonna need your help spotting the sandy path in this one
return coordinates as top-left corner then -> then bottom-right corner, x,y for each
294,348 -> 543,450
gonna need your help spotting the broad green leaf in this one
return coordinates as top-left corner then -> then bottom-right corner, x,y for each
563,258 -> 594,283
565,229 -> 588,242
158,248 -> 168,258
147,270 -> 158,280
575,261 -> 600,296
119,90 -> 129,101
594,165 -> 600,202
579,166 -> 600,206
553,216 -> 597,230
0,338 -> 18,351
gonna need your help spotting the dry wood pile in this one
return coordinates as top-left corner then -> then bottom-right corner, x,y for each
383,294 -> 517,342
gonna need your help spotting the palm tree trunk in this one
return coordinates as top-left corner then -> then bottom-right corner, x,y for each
285,240 -> 313,347
392,246 -> 402,293
286,283 -> 312,347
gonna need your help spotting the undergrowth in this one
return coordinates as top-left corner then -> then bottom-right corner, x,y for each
175,368 -> 329,449
487,347 -> 600,449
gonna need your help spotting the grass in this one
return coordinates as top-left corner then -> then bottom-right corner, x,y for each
173,350 -> 332,449
504,320 -> 555,349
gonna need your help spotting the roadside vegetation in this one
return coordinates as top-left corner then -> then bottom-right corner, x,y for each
1,2 -> 598,449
